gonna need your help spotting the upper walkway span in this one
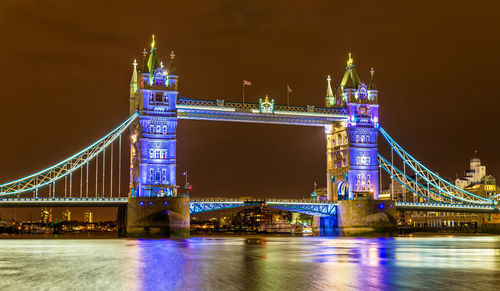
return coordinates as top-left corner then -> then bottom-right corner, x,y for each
177,98 -> 348,126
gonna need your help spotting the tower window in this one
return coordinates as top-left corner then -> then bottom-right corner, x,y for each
149,125 -> 154,133
162,126 -> 167,134
155,92 -> 163,102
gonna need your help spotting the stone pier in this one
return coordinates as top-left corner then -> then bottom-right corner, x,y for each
126,197 -> 190,238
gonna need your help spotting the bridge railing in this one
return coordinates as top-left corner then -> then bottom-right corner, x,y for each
177,98 -> 348,115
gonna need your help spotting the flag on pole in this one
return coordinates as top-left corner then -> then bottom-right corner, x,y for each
183,171 -> 187,176
287,84 -> 292,93
243,80 -> 252,86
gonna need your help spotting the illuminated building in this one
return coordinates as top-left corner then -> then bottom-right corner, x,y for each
62,209 -> 71,221
455,151 -> 499,198
129,35 -> 179,197
40,207 -> 52,223
325,54 -> 379,201
83,211 -> 93,223
232,205 -> 272,232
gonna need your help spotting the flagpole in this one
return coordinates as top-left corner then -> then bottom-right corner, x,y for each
185,170 -> 188,186
287,82 -> 290,107
242,82 -> 245,103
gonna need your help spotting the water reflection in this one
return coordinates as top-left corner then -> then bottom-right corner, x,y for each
0,236 -> 499,290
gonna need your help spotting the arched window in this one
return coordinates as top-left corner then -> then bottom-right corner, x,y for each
365,135 -> 370,143
150,125 -> 154,133
156,172 -> 161,181
156,125 -> 161,133
356,135 -> 359,143
162,126 -> 167,134
360,135 -> 365,143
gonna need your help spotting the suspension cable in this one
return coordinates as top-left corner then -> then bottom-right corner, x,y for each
111,142 -> 114,197
95,154 -> 98,197
118,135 -> 122,197
70,172 -> 72,197
86,162 -> 89,198
379,127 -> 492,204
80,166 -> 83,198
102,148 -> 106,196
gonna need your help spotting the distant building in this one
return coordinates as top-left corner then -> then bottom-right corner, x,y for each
232,205 -> 272,232
83,211 -> 93,223
455,151 -> 498,198
397,151 -> 500,228
40,207 -> 52,223
62,210 -> 71,221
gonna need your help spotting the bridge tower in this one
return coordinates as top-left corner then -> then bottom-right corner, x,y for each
126,35 -> 189,238
129,35 -> 179,197
325,54 -> 380,201
323,54 -> 395,236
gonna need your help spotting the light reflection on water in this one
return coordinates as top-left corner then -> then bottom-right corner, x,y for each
0,236 -> 499,290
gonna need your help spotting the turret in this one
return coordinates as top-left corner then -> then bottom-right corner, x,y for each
129,35 -> 180,198
167,51 -> 178,90
367,68 -> 378,102
341,53 -> 361,103
129,59 -> 138,115
147,35 -> 166,87
325,75 -> 336,107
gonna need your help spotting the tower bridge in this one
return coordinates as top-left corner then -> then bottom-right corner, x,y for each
0,36 -> 498,237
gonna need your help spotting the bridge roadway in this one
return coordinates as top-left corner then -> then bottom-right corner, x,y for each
0,197 -> 497,214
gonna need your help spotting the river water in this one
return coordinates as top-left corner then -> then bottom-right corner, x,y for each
0,235 -> 499,290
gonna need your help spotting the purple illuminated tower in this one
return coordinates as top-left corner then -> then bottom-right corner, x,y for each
129,35 -> 179,197
325,53 -> 379,201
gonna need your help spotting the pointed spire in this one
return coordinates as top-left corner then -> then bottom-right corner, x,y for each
130,59 -> 138,97
147,34 -> 161,74
341,52 -> 361,89
131,59 -> 138,83
325,75 -> 336,107
326,75 -> 334,97
368,67 -> 377,90
141,48 -> 148,72
169,50 -> 177,75
347,52 -> 354,68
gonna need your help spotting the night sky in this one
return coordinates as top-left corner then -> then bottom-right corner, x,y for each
1,1 -> 500,220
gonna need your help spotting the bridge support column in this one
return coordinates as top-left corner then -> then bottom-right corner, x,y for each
313,216 -> 338,236
126,197 -> 190,238
337,200 -> 397,236
116,205 -> 127,237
